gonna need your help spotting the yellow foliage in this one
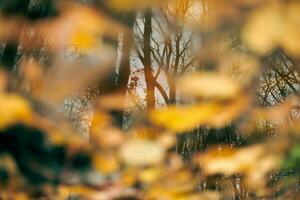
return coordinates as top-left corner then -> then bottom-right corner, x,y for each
242,2 -> 283,55
150,97 -> 249,132
0,0 -> 299,198
243,2 -> 300,56
120,168 -> 139,186
282,2 -> 300,56
194,145 -> 281,188
177,72 -> 241,99
150,103 -> 220,132
119,139 -> 166,166
92,152 -> 120,174
0,94 -> 32,129
108,0 -> 160,11
37,4 -> 122,52
139,167 -> 163,184
70,29 -> 99,49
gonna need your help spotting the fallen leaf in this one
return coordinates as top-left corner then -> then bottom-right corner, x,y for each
194,145 -> 280,188
242,2 -> 300,56
281,2 -> 300,56
242,2 -> 283,55
120,139 -> 165,166
92,152 -> 120,174
150,97 -> 249,132
0,94 -> 32,129
150,103 -> 219,132
177,72 -> 240,99
108,0 -> 160,11
90,127 -> 125,148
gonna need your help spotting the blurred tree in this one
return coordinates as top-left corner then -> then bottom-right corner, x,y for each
0,0 -> 30,71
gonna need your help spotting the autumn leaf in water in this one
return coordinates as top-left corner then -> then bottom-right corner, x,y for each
34,3 -> 123,52
194,145 -> 281,189
242,2 -> 283,55
92,152 -> 120,174
0,94 -> 32,129
149,97 -> 250,132
281,2 -> 300,57
177,72 -> 241,99
0,0 -> 299,198
242,2 -> 300,56
120,139 -> 166,166
108,0 -> 161,11
150,103 -> 220,132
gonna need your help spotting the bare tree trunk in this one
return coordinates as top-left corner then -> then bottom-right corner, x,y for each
113,16 -> 136,128
143,11 -> 155,110
117,33 -> 132,91
97,10 -> 136,128
168,78 -> 176,104
168,29 -> 182,104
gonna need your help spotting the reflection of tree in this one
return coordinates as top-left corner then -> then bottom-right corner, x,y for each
60,4 -> 137,130
0,0 -> 300,198
258,51 -> 299,106
133,1 -> 199,106
125,2 -> 300,163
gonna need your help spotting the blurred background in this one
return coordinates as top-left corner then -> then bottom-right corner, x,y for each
0,0 -> 299,199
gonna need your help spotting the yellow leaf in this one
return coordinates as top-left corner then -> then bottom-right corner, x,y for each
91,127 -> 125,148
0,94 -> 32,129
208,96 -> 250,128
108,0 -> 160,11
120,139 -> 165,166
150,97 -> 249,132
195,146 -> 248,176
243,2 -> 300,56
11,193 -> 29,200
147,169 -> 200,199
70,29 -> 99,49
48,131 -> 67,146
194,145 -> 280,187
177,72 -> 240,99
43,5 -> 103,50
158,133 -> 177,149
57,185 -> 93,199
37,4 -> 123,52
121,168 -> 139,186
282,2 -> 300,56
150,103 -> 220,132
242,2 -> 284,55
92,153 -> 120,174
139,167 -> 163,184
